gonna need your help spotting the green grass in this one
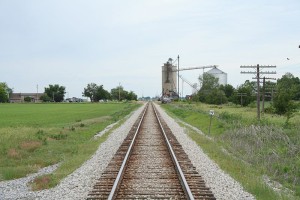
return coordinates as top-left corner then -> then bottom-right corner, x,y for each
0,102 -> 141,188
0,103 -> 124,127
162,101 -> 300,200
162,103 -> 225,136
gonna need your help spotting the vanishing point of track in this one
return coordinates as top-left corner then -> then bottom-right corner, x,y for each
87,102 -> 215,199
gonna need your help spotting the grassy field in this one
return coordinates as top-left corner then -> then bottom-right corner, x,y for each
0,102 -> 141,189
161,101 -> 300,200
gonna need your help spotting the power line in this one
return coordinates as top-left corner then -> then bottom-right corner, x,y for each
240,64 -> 276,121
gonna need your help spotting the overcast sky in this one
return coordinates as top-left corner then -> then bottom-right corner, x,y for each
1,0 -> 300,98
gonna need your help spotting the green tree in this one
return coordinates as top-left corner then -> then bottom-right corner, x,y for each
82,83 -> 97,102
232,80 -> 255,106
111,86 -> 124,101
126,91 -> 138,101
0,82 -> 12,103
220,84 -> 235,98
83,83 -> 110,102
220,84 -> 235,102
273,73 -> 299,116
24,96 -> 32,102
197,73 -> 226,104
110,86 -> 137,101
206,88 -> 227,104
0,86 -> 8,103
44,84 -> 66,102
198,72 -> 219,103
199,73 -> 219,91
40,94 -> 52,102
94,85 -> 111,101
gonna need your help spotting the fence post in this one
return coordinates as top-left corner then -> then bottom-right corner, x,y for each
208,110 -> 214,134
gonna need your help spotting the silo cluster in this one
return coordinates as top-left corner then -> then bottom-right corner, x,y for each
161,59 -> 227,98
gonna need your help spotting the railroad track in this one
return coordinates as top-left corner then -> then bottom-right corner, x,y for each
87,102 -> 215,199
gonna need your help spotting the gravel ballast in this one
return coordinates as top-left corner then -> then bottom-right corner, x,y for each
0,102 -> 255,199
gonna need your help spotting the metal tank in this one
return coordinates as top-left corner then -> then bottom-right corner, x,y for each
161,58 -> 177,98
206,67 -> 227,86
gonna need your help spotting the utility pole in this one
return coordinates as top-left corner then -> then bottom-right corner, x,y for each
262,77 -> 266,114
240,64 -> 276,121
177,55 -> 180,100
119,82 -> 121,101
182,78 -> 184,99
36,84 -> 38,103
253,77 -> 276,114
269,86 -> 276,102
237,93 -> 247,106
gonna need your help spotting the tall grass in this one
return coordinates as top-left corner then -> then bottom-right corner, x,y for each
221,125 -> 300,193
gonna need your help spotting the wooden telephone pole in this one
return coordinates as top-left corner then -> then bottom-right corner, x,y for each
240,64 -> 276,121
177,55 -> 180,99
253,77 -> 277,114
237,93 -> 247,106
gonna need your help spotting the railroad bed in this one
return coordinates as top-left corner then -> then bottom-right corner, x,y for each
87,102 -> 215,200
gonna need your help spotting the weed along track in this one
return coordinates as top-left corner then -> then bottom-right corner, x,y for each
87,102 -> 215,199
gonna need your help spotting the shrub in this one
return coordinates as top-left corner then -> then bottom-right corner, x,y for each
218,111 -> 241,124
248,102 -> 256,108
264,106 -> 275,114
24,96 -> 32,102
49,133 -> 68,140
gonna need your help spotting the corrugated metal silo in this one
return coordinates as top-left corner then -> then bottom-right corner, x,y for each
206,67 -> 227,85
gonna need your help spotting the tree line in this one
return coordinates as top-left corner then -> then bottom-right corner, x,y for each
82,83 -> 137,102
192,72 -> 300,116
0,83 -> 137,103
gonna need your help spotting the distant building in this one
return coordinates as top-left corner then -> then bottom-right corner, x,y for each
65,97 -> 84,102
206,67 -> 227,86
9,93 -> 44,103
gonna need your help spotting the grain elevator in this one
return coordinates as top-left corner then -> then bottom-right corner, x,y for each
161,58 -> 178,98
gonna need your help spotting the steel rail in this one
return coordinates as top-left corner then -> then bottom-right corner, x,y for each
107,103 -> 148,200
152,103 -> 195,200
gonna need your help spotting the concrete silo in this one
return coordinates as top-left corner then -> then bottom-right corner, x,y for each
206,67 -> 227,86
161,58 -> 178,98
